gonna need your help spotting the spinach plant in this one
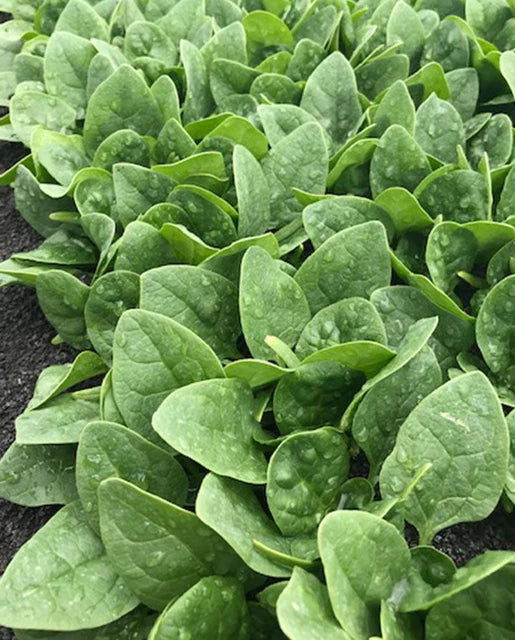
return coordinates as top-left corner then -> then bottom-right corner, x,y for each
0,0 -> 514,637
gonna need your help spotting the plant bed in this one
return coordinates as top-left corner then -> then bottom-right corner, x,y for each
0,1 -> 514,639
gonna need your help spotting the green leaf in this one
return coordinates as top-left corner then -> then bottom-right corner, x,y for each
258,103 -> 318,146
353,346 -> 442,479
10,90 -> 76,147
370,125 -> 432,198
386,1 -> 425,68
0,442 -> 77,506
426,564 -> 515,638
0,502 -> 138,631
500,49 -> 515,99
476,275 -> 515,374
225,359 -> 292,389
380,600 -> 423,640
28,351 -> 106,411
113,163 -> 175,227
416,167 -> 489,223
421,19 -> 469,72
112,309 -> 224,441
506,411 -> 515,503
83,64 -> 162,155
85,271 -> 140,366
157,0 -> 209,49
295,297 -> 387,360
400,549 -> 515,611
380,372 -> 509,543
76,421 -> 187,533
14,607 -> 156,640
375,188 -> 433,234
240,246 -> 311,361
273,361 -> 364,433
318,510 -> 411,640
196,473 -> 314,577
465,0 -> 512,42
341,316 -> 438,429
201,20 -> 247,70
124,21 -> 177,68
153,151 -> 226,183
301,341 -> 396,378
243,10 -> 293,64
43,32 -> 96,116
300,51 -> 362,150
36,271 -> 90,349
141,265 -> 240,359
234,144 -> 271,238
16,387 -> 101,445
415,93 -> 465,164
115,221 -> 177,274
267,428 -> 349,536
467,113 -> 513,170
206,115 -> 268,159
181,39 -> 215,124
149,576 -> 249,640
55,0 -> 109,40
262,122 -> 328,227
303,196 -> 394,249
277,568 -> 351,640
446,68 -> 479,121
356,53 -> 410,100
295,221 -> 391,314
371,285 -> 475,371
153,378 -> 267,483
425,222 -> 478,293
373,80 -> 416,136
93,129 -> 150,171
99,478 -> 254,610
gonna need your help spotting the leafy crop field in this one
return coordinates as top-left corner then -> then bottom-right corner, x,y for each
0,0 -> 514,638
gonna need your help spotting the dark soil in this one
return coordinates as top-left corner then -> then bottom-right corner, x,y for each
0,142 -> 75,639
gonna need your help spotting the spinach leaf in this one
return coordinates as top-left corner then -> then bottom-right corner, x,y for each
16,387 -> 101,445
85,271 -> 140,366
370,125 -> 432,197
153,378 -> 268,484
380,372 -> 509,543
196,473 -> 316,577
261,121 -> 328,227
277,568 -> 350,640
318,510 -> 411,640
240,245 -> 311,361
476,275 -> 515,375
112,309 -> 224,441
415,93 -> 465,164
83,64 -> 162,155
302,196 -> 394,249
295,297 -> 387,359
0,502 -> 138,630
0,442 -> 78,506
234,144 -> 270,238
273,361 -> 364,433
99,478 -> 255,610
294,221 -> 391,314
267,427 -> 349,536
43,32 -> 96,116
353,346 -> 442,480
141,265 -> 240,358
76,421 -> 188,533
300,51 -> 362,150
36,271 -> 90,349
425,565 -> 515,638
148,576 -> 249,640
